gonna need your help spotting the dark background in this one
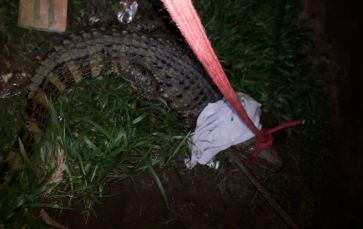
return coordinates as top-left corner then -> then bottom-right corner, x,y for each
303,0 -> 363,227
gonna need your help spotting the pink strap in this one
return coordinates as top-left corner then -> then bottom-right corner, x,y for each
161,0 -> 303,162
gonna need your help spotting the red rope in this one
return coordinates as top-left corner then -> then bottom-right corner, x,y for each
247,120 -> 304,163
161,0 -> 303,162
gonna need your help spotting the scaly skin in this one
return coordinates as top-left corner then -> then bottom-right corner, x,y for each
0,26 -> 222,184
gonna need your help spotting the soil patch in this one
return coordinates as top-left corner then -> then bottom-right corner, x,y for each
45,166 -> 276,229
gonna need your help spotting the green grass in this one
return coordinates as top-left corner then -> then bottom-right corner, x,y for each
194,0 -> 329,225
0,0 -> 329,228
1,74 -> 190,228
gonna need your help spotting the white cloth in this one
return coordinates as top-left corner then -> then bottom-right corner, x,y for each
186,92 -> 262,168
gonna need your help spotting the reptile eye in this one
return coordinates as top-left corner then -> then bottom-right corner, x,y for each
176,94 -> 182,98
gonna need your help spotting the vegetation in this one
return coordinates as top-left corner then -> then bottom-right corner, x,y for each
194,0 -> 329,223
0,0 -> 329,228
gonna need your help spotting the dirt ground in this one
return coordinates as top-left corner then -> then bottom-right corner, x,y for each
43,166 -> 277,229
1,0 -> 362,228
55,0 -> 363,227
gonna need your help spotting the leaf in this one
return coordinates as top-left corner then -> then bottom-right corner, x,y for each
26,203 -> 73,210
77,117 -> 114,141
148,163 -> 171,211
166,131 -> 191,165
132,113 -> 148,124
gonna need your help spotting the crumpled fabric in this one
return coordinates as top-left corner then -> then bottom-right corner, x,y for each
186,92 -> 262,168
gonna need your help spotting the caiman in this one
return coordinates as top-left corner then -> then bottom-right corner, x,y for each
0,8 -> 282,186
0,11 -> 223,184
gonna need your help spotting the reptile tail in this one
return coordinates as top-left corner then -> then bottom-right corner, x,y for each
0,27 -> 221,187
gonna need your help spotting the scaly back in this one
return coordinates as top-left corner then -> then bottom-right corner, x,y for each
1,27 -> 221,180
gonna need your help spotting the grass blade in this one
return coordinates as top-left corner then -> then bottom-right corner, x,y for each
77,117 -> 114,141
148,163 -> 171,211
